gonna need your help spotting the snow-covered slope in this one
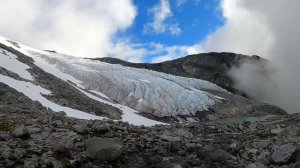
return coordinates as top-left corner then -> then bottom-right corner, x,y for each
0,36 -> 165,126
1,35 -> 284,126
0,35 -> 227,124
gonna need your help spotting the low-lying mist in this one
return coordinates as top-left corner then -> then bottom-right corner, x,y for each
228,59 -> 300,114
201,0 -> 300,114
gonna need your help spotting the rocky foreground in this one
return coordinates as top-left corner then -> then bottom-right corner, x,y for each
1,84 -> 300,168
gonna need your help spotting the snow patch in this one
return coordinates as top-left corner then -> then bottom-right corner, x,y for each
0,74 -> 104,120
0,49 -> 34,81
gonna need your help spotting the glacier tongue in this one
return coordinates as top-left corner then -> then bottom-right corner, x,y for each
27,52 -> 226,117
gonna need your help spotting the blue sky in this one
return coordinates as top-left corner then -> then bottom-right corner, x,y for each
129,0 -> 223,45
117,0 -> 224,62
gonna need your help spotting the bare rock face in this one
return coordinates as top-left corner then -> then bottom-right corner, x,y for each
272,143 -> 297,164
85,138 -> 123,161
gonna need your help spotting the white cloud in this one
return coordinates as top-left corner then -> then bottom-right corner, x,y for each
150,44 -> 203,63
144,0 -> 172,34
176,0 -> 188,7
202,0 -> 275,57
0,0 -> 137,58
199,0 -> 300,113
108,40 -> 148,63
144,0 -> 182,35
169,24 -> 182,35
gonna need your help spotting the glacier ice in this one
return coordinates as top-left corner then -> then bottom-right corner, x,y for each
28,53 -> 227,117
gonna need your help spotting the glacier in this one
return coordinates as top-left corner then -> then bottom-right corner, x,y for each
26,51 -> 227,117
0,35 -> 228,125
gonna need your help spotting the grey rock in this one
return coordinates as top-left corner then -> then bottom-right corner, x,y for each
203,145 -> 214,152
169,142 -> 180,153
13,125 -> 28,138
24,156 -> 40,168
12,149 -> 26,160
271,143 -> 297,164
249,123 -> 257,132
85,138 -> 123,161
271,128 -> 284,134
229,142 -> 237,149
53,143 -> 72,159
5,159 -> 14,167
92,123 -> 110,134
245,162 -> 267,168
53,111 -> 67,119
256,140 -> 270,149
73,124 -> 88,134
159,134 -> 181,142
248,149 -> 258,154
209,149 -> 236,162
257,151 -> 270,163
186,143 -> 196,152
54,120 -> 63,126
1,148 -> 12,159
290,161 -> 300,168
25,126 -> 42,134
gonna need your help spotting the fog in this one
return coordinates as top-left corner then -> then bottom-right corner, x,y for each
203,0 -> 300,113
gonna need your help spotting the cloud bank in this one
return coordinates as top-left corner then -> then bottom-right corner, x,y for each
201,0 -> 300,113
0,0 -> 137,58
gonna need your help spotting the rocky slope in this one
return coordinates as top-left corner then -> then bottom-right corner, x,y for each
1,84 -> 300,168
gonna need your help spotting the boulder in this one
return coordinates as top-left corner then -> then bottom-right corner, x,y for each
85,138 -> 123,161
245,162 -> 267,168
159,134 -> 181,142
209,149 -> 236,162
271,143 -> 297,164
73,124 -> 88,134
13,125 -> 30,139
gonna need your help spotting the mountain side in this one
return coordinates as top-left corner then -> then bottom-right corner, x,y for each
96,53 -> 265,95
0,36 -> 286,125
